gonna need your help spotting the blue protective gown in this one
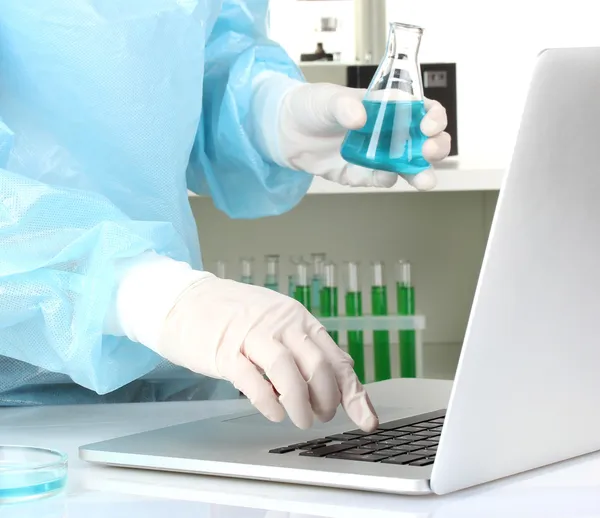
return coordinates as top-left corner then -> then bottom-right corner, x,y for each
0,1 -> 312,405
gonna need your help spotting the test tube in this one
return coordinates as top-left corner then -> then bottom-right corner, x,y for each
214,260 -> 227,279
264,254 -> 280,291
293,258 -> 311,311
311,253 -> 326,314
240,257 -> 254,284
320,261 -> 338,343
288,256 -> 301,297
344,261 -> 365,383
397,260 -> 416,378
371,261 -> 391,382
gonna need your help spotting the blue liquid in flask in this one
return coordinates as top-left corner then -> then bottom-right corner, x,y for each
341,100 -> 429,175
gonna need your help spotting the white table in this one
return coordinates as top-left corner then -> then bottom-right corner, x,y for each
2,397 -> 600,518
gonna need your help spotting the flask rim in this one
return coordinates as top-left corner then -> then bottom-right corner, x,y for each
390,21 -> 424,34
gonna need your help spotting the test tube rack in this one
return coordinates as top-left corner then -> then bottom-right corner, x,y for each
318,314 -> 426,381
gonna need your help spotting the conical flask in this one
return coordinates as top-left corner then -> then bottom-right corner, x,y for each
341,22 -> 429,175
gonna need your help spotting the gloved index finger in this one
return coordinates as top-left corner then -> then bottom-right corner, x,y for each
310,328 -> 379,432
326,86 -> 367,130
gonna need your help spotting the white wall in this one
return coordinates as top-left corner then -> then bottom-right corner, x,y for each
386,0 -> 600,167
269,0 -> 355,62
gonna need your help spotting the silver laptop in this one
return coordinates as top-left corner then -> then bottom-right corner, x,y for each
79,47 -> 600,495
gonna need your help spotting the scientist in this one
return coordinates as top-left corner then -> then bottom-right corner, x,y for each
0,2 -> 450,431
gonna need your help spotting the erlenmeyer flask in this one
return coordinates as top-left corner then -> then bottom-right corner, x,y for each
341,22 -> 429,175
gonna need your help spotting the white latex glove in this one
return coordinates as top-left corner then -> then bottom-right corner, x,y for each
251,74 -> 451,190
106,252 -> 378,432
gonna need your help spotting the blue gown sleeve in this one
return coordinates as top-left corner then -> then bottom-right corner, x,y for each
186,0 -> 313,219
0,121 -> 191,396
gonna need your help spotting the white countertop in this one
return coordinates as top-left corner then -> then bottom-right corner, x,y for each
189,157 -> 506,197
2,398 -> 600,518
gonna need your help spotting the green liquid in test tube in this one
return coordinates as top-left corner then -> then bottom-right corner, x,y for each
240,257 -> 254,284
397,260 -> 416,378
319,261 -> 338,343
345,261 -> 365,383
293,258 -> 311,311
288,275 -> 295,298
371,261 -> 391,382
311,253 -> 326,315
264,254 -> 280,291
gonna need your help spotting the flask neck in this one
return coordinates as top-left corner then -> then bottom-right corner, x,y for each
366,22 -> 424,100
386,22 -> 423,60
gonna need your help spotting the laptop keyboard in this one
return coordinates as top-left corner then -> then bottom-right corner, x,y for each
269,409 -> 445,467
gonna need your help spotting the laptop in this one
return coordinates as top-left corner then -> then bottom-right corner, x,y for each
79,47 -> 600,495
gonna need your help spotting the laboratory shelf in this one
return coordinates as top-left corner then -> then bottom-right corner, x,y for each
319,314 -> 426,379
318,314 -> 425,331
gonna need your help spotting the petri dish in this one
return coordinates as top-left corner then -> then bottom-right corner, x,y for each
0,446 -> 67,503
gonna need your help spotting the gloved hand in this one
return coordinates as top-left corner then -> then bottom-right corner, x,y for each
108,253 -> 378,431
251,74 -> 451,190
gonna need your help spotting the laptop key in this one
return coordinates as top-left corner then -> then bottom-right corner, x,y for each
377,420 -> 415,431
414,430 -> 441,437
363,434 -> 391,440
414,422 -> 441,429
347,438 -> 377,446
395,426 -> 423,433
328,453 -> 390,462
326,434 -> 357,441
397,435 -> 425,442
389,444 -> 424,453
410,458 -> 435,467
343,448 -> 375,455
412,440 -> 438,447
379,438 -> 411,446
299,443 -> 355,457
344,429 -> 378,436
361,443 -> 394,451
381,453 -> 429,465
298,441 -> 333,450
269,446 -> 297,454
414,448 -> 437,457
378,430 -> 409,437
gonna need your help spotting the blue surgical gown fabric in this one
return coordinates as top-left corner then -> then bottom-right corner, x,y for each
0,0 -> 312,405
